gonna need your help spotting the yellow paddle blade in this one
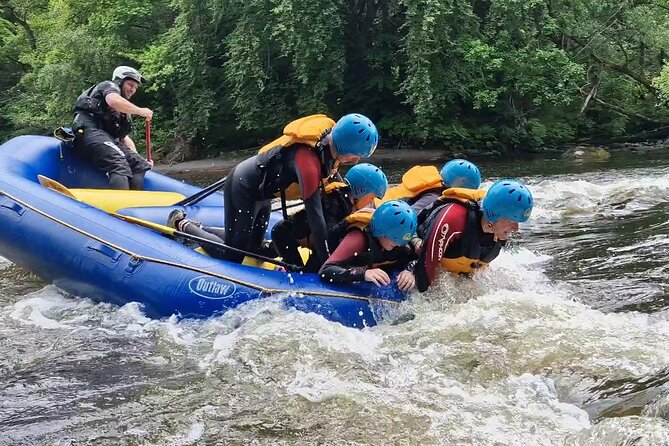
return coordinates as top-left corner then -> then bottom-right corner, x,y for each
37,175 -> 77,199
298,246 -> 310,265
242,256 -> 279,270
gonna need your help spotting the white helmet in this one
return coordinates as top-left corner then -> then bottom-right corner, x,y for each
112,66 -> 143,84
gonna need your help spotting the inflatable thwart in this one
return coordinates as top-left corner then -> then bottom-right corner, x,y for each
0,136 -> 408,328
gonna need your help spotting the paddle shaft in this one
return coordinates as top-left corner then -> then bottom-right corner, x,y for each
175,176 -> 227,207
113,213 -> 302,271
145,120 -> 152,162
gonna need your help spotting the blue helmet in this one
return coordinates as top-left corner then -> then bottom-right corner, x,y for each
482,179 -> 533,222
370,200 -> 417,246
344,163 -> 388,200
331,113 -> 378,158
440,159 -> 481,189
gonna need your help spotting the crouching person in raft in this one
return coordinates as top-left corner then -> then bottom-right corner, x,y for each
271,162 -> 388,272
318,200 -> 419,292
381,159 -> 482,213
72,66 -> 154,190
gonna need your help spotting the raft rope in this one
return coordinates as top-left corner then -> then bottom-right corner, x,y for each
0,189 -> 400,305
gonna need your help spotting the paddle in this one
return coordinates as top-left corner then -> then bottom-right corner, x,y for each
179,180 -> 302,213
112,213 -> 303,272
174,175 -> 228,207
37,175 -> 76,198
37,174 -> 304,271
145,119 -> 152,163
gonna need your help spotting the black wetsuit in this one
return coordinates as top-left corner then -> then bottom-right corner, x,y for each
72,81 -> 150,189
221,144 -> 336,263
319,229 -> 416,285
271,184 -> 353,271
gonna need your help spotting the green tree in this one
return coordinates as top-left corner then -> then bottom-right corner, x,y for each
4,0 -> 669,156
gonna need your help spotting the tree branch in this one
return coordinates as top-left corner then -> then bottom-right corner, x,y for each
591,52 -> 657,93
563,30 -> 658,95
1,2 -> 36,50
580,78 -> 600,114
580,87 -> 669,124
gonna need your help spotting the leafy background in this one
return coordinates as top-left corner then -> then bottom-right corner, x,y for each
2,0 -> 669,160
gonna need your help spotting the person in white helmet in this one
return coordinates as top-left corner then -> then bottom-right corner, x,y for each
72,66 -> 154,189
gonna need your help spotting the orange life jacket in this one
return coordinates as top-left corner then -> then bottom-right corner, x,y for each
381,165 -> 443,202
344,207 -> 374,230
258,114 -> 338,200
323,181 -> 348,194
440,187 -> 486,203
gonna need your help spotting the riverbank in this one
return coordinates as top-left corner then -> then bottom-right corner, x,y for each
153,147 -> 451,176
153,138 -> 669,177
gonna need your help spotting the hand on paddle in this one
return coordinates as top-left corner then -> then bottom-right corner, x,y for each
139,108 -> 153,121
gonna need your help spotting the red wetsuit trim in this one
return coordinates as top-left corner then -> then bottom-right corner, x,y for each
417,203 -> 468,290
294,147 -> 322,200
319,230 -> 369,284
325,229 -> 368,264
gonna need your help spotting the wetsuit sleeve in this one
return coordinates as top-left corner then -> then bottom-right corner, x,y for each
414,203 -> 467,292
294,147 -> 330,264
319,230 -> 368,284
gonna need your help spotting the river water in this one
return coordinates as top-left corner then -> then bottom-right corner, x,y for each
2,148 -> 669,445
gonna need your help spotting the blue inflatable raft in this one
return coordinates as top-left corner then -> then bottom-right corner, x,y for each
0,136 -> 407,327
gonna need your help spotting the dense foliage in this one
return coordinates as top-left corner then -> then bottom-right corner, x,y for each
2,0 -> 669,159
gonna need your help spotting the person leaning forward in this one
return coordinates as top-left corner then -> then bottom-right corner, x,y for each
220,113 -> 379,265
318,200 -> 419,292
72,66 -> 154,190
382,158 -> 482,215
168,113 -> 379,265
412,179 -> 534,291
